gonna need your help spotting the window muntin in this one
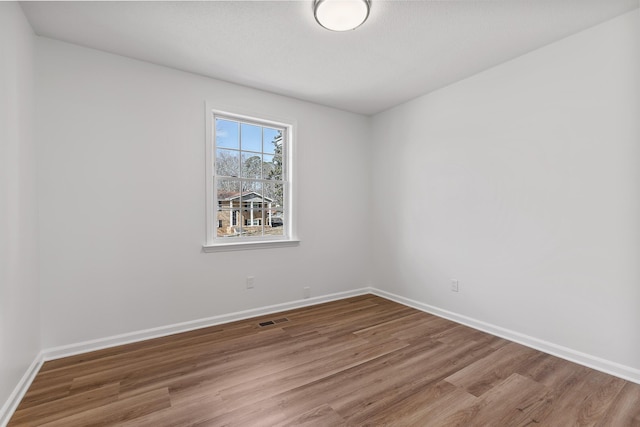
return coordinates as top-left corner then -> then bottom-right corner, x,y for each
207,111 -> 291,246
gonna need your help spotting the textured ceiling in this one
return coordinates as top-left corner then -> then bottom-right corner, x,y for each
21,0 -> 639,115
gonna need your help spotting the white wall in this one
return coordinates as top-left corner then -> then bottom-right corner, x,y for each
36,38 -> 372,348
0,2 -> 40,412
4,4 -> 637,411
371,10 -> 640,372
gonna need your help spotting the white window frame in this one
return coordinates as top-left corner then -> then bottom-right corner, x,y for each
203,104 -> 298,252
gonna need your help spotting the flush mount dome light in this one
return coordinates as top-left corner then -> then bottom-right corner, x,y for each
314,0 -> 371,32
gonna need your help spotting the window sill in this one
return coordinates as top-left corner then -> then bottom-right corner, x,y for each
202,239 -> 300,252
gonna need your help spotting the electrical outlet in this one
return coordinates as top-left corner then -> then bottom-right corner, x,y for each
246,276 -> 255,289
451,279 -> 459,292
303,287 -> 310,299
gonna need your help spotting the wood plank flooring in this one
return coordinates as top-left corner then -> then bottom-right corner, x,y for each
9,295 -> 640,426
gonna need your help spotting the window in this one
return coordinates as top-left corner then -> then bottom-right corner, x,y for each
204,106 -> 297,251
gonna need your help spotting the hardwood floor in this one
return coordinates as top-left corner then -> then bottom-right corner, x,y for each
8,295 -> 640,426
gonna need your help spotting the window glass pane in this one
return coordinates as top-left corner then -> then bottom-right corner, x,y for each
216,179 -> 240,207
263,128 -> 281,155
241,123 -> 262,152
216,149 -> 240,177
215,119 -> 239,149
267,155 -> 283,181
241,153 -> 262,179
262,154 -> 274,178
241,185 -> 263,237
242,210 -> 264,237
240,181 -> 259,195
241,183 -> 262,207
264,182 -> 284,208
216,179 -> 241,238
266,209 -> 285,236
216,210 -> 241,238
264,154 -> 284,181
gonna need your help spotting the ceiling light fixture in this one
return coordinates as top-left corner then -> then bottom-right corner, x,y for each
314,0 -> 371,32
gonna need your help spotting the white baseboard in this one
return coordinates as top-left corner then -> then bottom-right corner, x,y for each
0,353 -> 44,427
3,286 -> 639,425
369,287 -> 640,385
0,288 -> 371,425
42,287 -> 371,361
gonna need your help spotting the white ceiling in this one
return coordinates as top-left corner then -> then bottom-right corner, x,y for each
21,0 -> 639,115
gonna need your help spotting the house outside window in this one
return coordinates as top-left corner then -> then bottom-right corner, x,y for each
204,106 -> 297,251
